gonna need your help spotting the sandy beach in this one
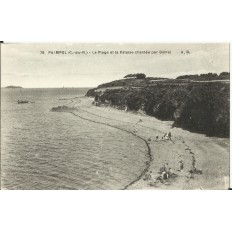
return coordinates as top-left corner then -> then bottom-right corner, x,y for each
60,96 -> 229,190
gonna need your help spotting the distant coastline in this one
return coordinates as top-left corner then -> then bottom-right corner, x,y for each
5,85 -> 22,88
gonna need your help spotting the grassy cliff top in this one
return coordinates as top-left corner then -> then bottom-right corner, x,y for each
95,72 -> 230,90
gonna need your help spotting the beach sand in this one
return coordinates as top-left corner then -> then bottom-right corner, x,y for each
61,97 -> 229,190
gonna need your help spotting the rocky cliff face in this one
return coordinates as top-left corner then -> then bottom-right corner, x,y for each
86,73 -> 230,137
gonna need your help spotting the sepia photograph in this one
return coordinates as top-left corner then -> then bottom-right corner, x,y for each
1,43 -> 230,190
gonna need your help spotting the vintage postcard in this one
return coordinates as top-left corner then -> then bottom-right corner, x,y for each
1,43 -> 230,190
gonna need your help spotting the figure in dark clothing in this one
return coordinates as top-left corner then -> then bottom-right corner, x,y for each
179,160 -> 184,172
143,171 -> 152,181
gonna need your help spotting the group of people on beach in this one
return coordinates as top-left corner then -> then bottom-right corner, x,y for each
144,162 -> 179,182
145,154 -> 203,185
144,163 -> 178,183
135,118 -> 172,141
133,118 -> 203,185
162,132 -> 172,140
157,163 -> 177,181
147,132 -> 172,142
144,149 -> 204,184
153,132 -> 172,141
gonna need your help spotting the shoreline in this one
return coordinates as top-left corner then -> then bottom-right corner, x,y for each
55,96 -> 229,190
70,111 -> 152,190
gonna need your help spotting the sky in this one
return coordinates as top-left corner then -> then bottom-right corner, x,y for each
1,43 -> 230,88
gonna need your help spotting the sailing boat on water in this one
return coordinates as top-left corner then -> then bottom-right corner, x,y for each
17,100 -> 29,104
17,88 -> 29,104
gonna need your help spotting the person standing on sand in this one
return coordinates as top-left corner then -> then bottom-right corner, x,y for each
148,171 -> 152,180
165,163 -> 169,172
143,171 -> 152,181
168,132 -> 171,140
165,164 -> 170,178
179,160 -> 184,172
168,168 -> 173,176
160,169 -> 167,180
162,171 -> 167,179
161,163 -> 167,172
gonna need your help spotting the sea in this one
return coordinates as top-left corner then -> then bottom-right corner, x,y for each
1,88 -> 146,190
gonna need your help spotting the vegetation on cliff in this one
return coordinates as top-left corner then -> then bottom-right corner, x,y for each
124,73 -> 146,79
176,72 -> 229,81
86,72 -> 230,137
92,77 -> 168,89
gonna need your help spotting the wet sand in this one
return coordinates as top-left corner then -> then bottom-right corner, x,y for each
61,97 -> 229,190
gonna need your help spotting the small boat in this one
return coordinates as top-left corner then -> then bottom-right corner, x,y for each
17,100 -> 29,104
17,89 -> 29,104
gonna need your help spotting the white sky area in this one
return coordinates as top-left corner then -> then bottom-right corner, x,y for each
1,43 -> 230,88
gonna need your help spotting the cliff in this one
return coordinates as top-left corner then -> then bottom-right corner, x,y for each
86,72 -> 230,137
